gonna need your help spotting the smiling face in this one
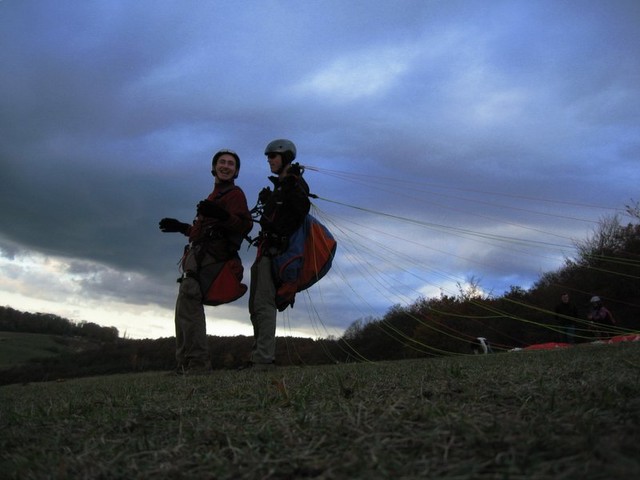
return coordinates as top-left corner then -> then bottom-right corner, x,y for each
212,153 -> 238,183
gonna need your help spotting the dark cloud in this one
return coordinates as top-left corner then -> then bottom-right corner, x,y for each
1,1 -> 638,338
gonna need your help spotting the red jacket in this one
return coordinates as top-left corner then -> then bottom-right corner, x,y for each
588,305 -> 616,325
188,183 -> 252,257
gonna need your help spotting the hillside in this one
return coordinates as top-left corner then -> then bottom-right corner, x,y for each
2,342 -> 639,479
0,331 -> 102,368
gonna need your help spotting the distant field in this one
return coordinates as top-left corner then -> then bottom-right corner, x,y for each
0,331 -> 68,367
0,331 -> 94,367
1,341 -> 639,479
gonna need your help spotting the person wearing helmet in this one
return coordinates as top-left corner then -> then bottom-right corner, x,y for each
159,149 -> 252,375
248,138 -> 311,371
587,295 -> 616,340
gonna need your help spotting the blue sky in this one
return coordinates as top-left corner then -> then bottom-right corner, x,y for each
1,0 -> 638,339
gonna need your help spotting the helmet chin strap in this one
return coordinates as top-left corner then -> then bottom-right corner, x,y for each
276,160 -> 291,176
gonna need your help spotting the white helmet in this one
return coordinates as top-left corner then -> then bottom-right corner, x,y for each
590,296 -> 601,303
264,138 -> 296,164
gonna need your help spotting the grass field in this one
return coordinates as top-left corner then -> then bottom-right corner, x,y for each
1,341 -> 639,479
0,332 -> 83,367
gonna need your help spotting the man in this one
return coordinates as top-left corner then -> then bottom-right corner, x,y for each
159,150 -> 252,375
554,292 -> 579,344
248,139 -> 310,370
587,296 -> 616,340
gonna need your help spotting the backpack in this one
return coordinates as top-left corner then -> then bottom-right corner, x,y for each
198,256 -> 247,306
271,214 -> 337,311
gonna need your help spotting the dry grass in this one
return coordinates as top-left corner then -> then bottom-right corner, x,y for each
2,342 -> 640,479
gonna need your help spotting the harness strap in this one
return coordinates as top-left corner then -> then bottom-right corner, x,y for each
176,270 -> 199,283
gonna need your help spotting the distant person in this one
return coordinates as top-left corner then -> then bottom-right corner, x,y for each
587,296 -> 616,340
248,139 -> 310,371
471,337 -> 493,354
554,292 -> 579,344
159,150 -> 252,375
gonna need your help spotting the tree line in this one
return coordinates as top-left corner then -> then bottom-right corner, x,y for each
1,212 -> 638,385
0,307 -> 119,342
341,212 -> 640,359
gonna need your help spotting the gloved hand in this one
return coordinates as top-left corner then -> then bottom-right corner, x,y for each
159,218 -> 190,234
197,200 -> 230,220
257,187 -> 272,204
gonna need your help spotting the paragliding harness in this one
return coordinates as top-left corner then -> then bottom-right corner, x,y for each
179,186 -> 247,306
248,165 -> 337,311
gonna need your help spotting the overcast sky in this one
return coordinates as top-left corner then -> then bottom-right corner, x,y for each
1,0 -> 638,340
